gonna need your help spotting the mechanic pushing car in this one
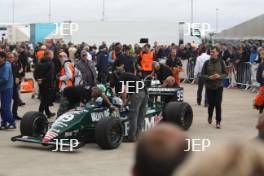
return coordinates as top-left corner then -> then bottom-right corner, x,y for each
119,72 -> 148,142
57,85 -> 117,116
162,76 -> 180,104
152,61 -> 173,85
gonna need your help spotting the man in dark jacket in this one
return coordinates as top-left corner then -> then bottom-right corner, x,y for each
97,45 -> 109,84
114,45 -> 136,73
7,52 -> 22,120
18,47 -> 28,76
202,47 -> 227,129
34,50 -> 55,118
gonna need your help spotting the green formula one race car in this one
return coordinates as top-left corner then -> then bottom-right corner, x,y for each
11,83 -> 193,150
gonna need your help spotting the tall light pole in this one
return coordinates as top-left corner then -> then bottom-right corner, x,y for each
190,0 -> 194,36
102,0 -> 106,21
12,0 -> 15,24
216,8 -> 219,33
48,0 -> 51,23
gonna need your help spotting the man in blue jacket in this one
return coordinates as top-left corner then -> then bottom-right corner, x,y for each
97,45 -> 109,84
0,51 -> 16,129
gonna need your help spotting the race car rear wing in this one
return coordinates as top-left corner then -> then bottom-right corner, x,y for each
147,87 -> 183,96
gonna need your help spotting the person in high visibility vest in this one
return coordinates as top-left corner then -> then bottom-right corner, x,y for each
58,52 -> 75,91
138,44 -> 156,78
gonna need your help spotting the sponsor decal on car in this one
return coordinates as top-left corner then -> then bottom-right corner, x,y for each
91,111 -> 110,122
123,113 -> 163,136
147,88 -> 179,92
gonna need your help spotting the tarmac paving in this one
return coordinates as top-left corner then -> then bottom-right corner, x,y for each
0,83 -> 258,176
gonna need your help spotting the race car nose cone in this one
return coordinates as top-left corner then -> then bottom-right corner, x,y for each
42,131 -> 58,143
42,137 -> 50,143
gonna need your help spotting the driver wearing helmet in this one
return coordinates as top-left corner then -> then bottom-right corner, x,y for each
57,85 -> 118,117
90,86 -> 117,111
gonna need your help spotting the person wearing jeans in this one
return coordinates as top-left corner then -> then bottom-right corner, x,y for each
119,72 -> 148,142
0,51 -> 16,129
202,47 -> 227,129
127,90 -> 147,141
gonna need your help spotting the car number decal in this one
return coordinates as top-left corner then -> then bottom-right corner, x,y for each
177,90 -> 184,102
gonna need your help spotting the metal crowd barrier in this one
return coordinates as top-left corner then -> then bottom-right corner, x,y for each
181,57 -> 196,83
180,59 -> 259,93
229,62 -> 259,92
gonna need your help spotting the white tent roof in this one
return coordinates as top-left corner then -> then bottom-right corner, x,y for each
214,14 -> 264,40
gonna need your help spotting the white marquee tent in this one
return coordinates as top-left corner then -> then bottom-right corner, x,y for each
214,14 -> 264,40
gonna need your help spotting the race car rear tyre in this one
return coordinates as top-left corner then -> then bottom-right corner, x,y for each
95,117 -> 123,149
20,111 -> 48,137
163,102 -> 193,130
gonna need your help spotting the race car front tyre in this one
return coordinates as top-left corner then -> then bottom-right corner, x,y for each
163,102 -> 193,130
95,117 -> 123,149
20,111 -> 49,137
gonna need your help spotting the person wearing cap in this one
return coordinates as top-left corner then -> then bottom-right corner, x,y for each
76,50 -> 97,88
97,45 -> 109,84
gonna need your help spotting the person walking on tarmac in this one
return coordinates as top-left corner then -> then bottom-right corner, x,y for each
58,52 -> 75,91
194,45 -> 210,106
201,47 -> 227,129
34,50 -> 55,118
119,72 -> 148,142
138,44 -> 156,78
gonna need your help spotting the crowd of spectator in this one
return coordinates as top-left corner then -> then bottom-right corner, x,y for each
1,39 -> 264,175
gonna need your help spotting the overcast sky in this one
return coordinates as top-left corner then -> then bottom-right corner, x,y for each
0,0 -> 263,31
